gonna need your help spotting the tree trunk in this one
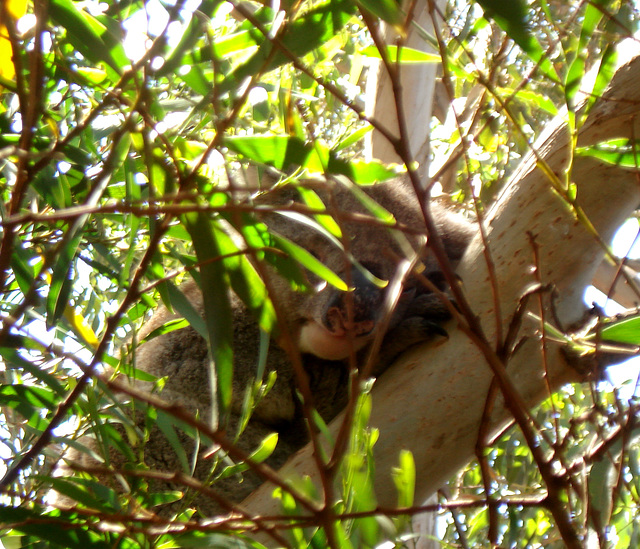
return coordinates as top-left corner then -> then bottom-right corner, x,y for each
363,1 -> 442,185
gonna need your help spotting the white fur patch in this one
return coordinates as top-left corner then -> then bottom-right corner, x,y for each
298,321 -> 370,360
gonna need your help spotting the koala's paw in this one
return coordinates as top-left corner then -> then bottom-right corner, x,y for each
372,297 -> 453,377
393,315 -> 449,342
404,291 -> 452,322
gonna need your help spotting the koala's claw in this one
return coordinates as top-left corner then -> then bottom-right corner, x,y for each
425,321 -> 449,340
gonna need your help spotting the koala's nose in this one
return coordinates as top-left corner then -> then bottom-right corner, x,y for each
324,266 -> 383,336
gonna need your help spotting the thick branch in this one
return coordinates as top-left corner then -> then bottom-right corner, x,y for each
243,50 -> 640,520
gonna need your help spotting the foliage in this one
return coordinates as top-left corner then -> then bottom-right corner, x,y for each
0,0 -> 639,548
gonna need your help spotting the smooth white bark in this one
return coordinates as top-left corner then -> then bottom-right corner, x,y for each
364,1 -> 442,186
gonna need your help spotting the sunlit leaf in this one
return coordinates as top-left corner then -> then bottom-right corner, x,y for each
44,477 -> 120,512
63,305 -> 99,348
336,124 -> 374,151
566,0 -> 607,108
600,314 -> 640,345
295,186 -> 342,238
0,385 -> 57,430
225,134 -> 324,172
270,232 -> 348,291
576,137 -> 640,167
156,0 -> 227,77
360,45 -> 439,64
142,317 -> 191,342
217,432 -> 278,480
355,0 -> 403,26
225,134 -> 402,183
582,44 -> 617,120
0,346 -> 65,395
219,0 -> 357,95
49,0 -> 128,78
392,449 -> 415,509
46,231 -> 82,329
0,0 -> 26,83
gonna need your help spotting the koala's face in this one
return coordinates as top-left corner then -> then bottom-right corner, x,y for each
258,180 -> 429,360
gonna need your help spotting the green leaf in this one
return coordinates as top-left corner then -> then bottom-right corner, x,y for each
219,0 -> 357,95
225,134 -> 323,172
49,0 -> 128,78
166,282 -> 208,339
46,230 -> 81,329
212,222 -> 277,335
328,158 -> 403,185
476,0 -> 558,81
581,44 -> 618,121
575,139 -> 640,169
166,532 -> 263,548
226,134 -> 402,183
181,212 -> 234,430
600,314 -> 640,345
0,505 -> 111,548
166,28 -> 261,77
392,449 -> 415,508
565,53 -> 586,110
588,455 -> 616,529
142,317 -> 191,341
0,385 -> 59,430
156,0 -> 225,77
360,45 -> 440,64
0,346 -> 66,395
336,124 -> 373,151
156,410 -> 192,474
271,233 -> 348,291
216,432 -> 278,480
588,426 -> 640,530
10,239 -> 37,296
44,477 -> 120,512
46,134 -> 130,328
32,165 -> 72,209
331,519 -> 355,549
566,0 -> 608,108
147,490 -> 184,508
296,186 -> 342,238
355,0 -> 403,25
496,87 -> 558,116
244,223 -> 312,293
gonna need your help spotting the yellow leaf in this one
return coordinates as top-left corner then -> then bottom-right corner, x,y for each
63,305 -> 100,349
6,0 -> 28,18
0,0 -> 28,83
42,267 -> 100,349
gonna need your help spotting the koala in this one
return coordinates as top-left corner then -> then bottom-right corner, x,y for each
61,176 -> 475,516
